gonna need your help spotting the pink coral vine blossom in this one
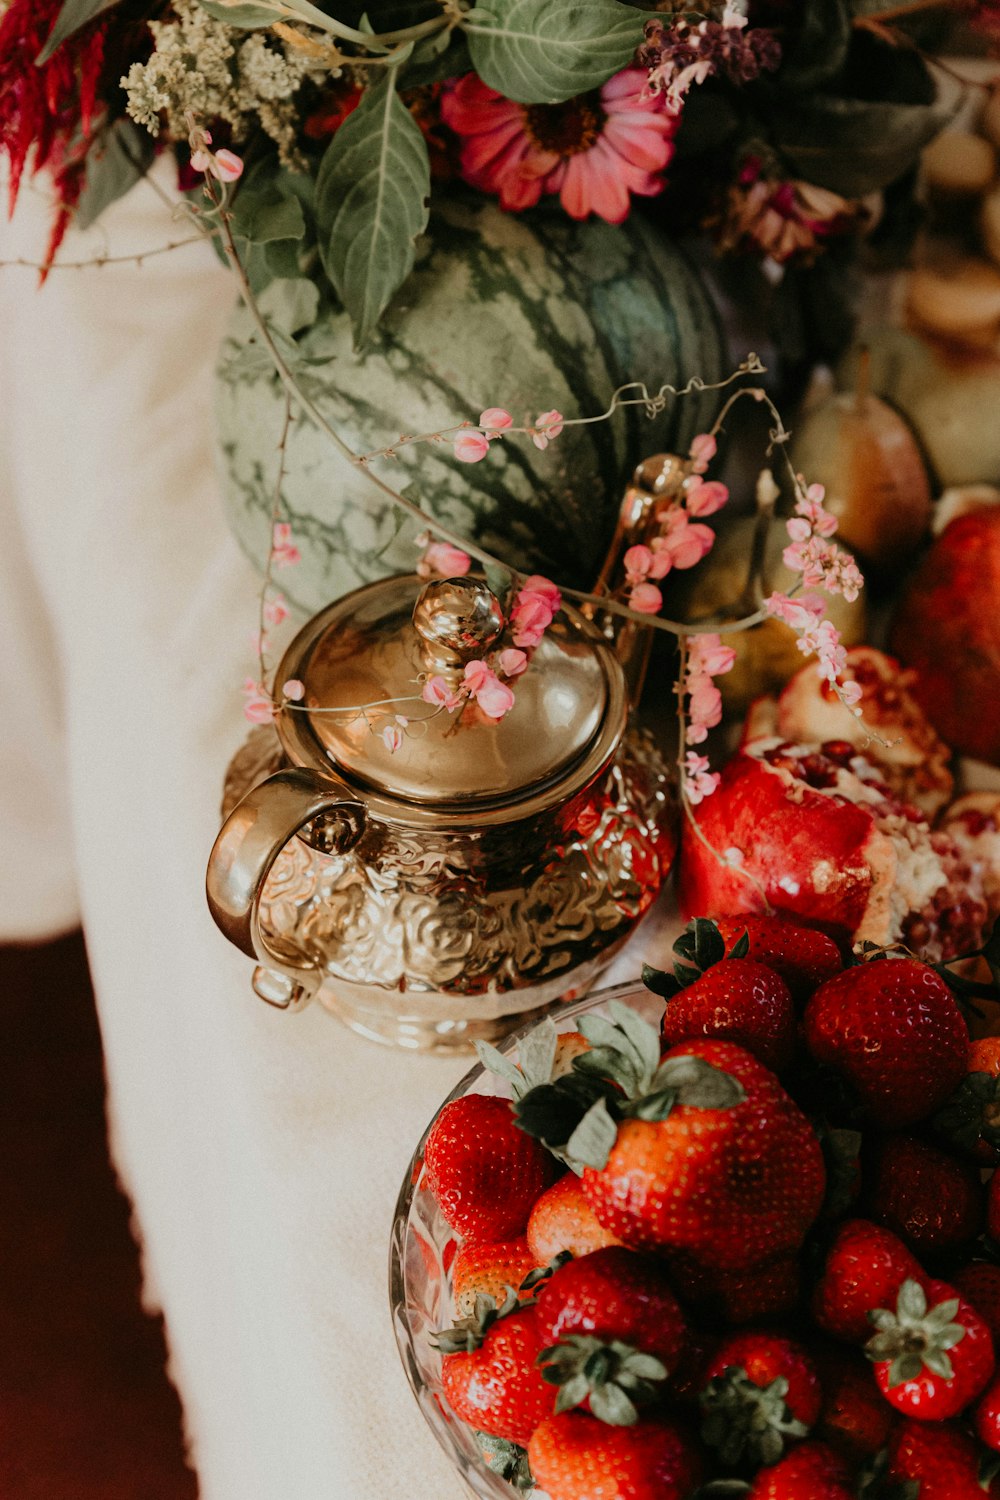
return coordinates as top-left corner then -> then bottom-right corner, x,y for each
684,751 -> 721,805
531,411 -> 564,451
441,69 -> 677,224
418,540 -> 471,579
271,522 -> 300,568
242,678 -> 274,725
630,581 -> 664,614
480,407 -> 513,437
464,660 -> 515,719
688,432 -> 717,474
453,429 -> 491,463
422,675 -> 463,710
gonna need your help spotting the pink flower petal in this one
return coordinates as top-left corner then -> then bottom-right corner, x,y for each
453,430 -> 491,463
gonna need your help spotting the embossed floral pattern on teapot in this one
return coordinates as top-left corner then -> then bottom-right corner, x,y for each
207,574 -> 677,1051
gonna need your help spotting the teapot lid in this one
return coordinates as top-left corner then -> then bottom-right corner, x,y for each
272,575 -> 621,810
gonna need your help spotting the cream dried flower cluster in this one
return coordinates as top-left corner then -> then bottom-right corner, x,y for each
122,0 -> 325,166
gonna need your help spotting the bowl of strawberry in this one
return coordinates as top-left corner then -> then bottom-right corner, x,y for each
390,912 -> 1000,1500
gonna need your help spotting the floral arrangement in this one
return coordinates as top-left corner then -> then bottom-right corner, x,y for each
0,0 -> 985,340
1,0 -> 994,847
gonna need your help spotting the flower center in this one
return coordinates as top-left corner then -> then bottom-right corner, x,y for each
522,94 -> 605,156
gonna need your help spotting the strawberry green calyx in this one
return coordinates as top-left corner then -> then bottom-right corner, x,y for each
865,1279 -> 966,1387
519,1252 -> 572,1293
474,1433 -> 534,1493
512,1000 -> 746,1172
537,1335 -> 668,1427
475,1018 -> 563,1102
935,1071 -> 1000,1155
643,918 -> 750,1000
700,1368 -> 809,1468
433,1290 -> 520,1355
856,1449 -> 919,1500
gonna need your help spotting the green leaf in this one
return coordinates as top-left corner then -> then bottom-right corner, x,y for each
517,1018 -> 559,1093
401,30 -> 471,87
641,962 -> 680,1000
654,1055 -> 745,1111
564,1097 -> 618,1171
316,70 -> 431,347
75,120 -> 154,231
777,0 -> 851,92
232,187 -> 306,245
196,0 -> 288,26
771,93 -> 955,197
475,1039 -> 526,1093
36,0 -> 122,65
463,0 -> 641,105
607,998 -> 661,1084
588,1382 -> 638,1426
673,918 -> 726,974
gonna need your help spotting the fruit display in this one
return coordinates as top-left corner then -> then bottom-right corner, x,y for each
391,916 -> 1000,1499
889,502 -> 1000,766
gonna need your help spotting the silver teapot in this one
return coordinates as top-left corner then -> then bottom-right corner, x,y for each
206,564 -> 677,1052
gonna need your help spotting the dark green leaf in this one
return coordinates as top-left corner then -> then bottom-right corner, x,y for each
588,1382 -> 638,1426
475,1433 -> 533,1491
673,918 -> 726,973
621,1088 -> 676,1123
641,962 -> 680,999
484,562 -> 514,607
463,0 -> 640,105
36,0 -> 122,64
401,31 -> 471,87
771,93 -> 954,196
316,70 -> 431,346
777,0 -> 851,92
75,120 -> 154,231
728,931 -> 750,960
231,187 -> 306,245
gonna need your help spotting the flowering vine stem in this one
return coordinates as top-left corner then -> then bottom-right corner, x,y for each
0,237 -> 205,272
256,392 -> 294,688
146,165 -> 779,640
675,633 -> 773,911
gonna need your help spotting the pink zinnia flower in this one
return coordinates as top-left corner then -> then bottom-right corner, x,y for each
441,69 -> 677,224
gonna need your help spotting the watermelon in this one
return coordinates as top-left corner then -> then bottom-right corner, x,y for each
216,193 -> 727,613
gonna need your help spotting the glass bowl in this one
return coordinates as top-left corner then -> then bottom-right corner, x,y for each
388,980 -> 662,1500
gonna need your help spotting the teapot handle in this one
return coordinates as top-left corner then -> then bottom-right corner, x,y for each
206,767 -> 366,1011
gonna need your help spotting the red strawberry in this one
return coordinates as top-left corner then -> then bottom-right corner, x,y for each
953,1262 -> 1000,1342
975,1373 -> 1000,1451
582,1040 -> 825,1271
666,1249 -> 801,1326
534,1247 -> 686,1374
888,1418 -> 1000,1497
714,914 -> 843,1003
451,1237 -> 536,1318
803,958 -> 968,1128
866,1276 -> 995,1420
866,1134 -> 984,1255
438,1299 -> 555,1446
745,1439 -> 855,1499
813,1343 -> 895,1461
812,1219 -> 926,1343
659,957 -> 796,1073
700,1331 -> 821,1466
527,1410 -> 703,1500
527,1172 -> 623,1265
423,1093 -> 558,1242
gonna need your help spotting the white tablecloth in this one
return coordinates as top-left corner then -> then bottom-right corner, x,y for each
1,169 -> 677,1499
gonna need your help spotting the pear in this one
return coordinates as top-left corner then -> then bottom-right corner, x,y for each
788,371 -> 932,573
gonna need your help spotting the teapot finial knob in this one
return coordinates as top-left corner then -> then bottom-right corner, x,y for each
412,577 -> 505,671
631,452 -> 687,498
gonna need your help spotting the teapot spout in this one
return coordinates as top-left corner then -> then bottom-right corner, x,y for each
580,453 -> 687,709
